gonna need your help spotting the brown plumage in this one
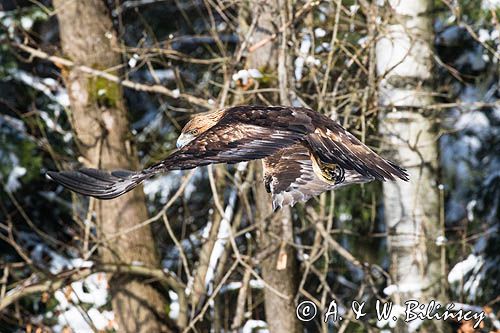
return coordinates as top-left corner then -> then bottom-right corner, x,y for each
47,105 -> 408,208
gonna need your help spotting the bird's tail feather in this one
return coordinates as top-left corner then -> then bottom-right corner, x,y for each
46,168 -> 149,200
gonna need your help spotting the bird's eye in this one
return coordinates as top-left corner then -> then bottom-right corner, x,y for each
189,129 -> 198,135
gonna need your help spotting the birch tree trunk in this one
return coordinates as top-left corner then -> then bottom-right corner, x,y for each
240,1 -> 302,332
53,1 -> 169,332
376,0 -> 444,332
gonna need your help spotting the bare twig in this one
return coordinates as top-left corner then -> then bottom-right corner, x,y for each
12,43 -> 211,108
315,222 -> 362,268
0,263 -> 184,312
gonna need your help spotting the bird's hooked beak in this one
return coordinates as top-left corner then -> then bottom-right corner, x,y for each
176,132 -> 195,149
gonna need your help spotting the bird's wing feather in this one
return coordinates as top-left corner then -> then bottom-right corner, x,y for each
144,106 -> 314,174
265,143 -> 376,210
305,123 -> 409,181
46,169 -> 146,199
263,144 -> 334,210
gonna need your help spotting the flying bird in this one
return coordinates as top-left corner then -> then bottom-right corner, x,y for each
47,106 -> 409,210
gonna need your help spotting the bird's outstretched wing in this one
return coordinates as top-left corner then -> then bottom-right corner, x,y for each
145,120 -> 307,174
47,106 -> 408,200
47,106 -> 313,199
263,143 -> 373,210
303,113 -> 409,182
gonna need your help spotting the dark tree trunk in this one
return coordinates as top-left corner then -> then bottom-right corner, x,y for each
241,0 -> 302,332
53,1 -> 170,332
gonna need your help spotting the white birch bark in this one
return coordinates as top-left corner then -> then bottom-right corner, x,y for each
376,0 -> 444,331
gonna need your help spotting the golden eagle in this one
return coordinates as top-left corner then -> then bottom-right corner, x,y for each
47,106 -> 408,209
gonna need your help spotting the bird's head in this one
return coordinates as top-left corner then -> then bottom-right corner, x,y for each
176,109 -> 224,149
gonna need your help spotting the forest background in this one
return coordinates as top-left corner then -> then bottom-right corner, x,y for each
0,0 -> 498,332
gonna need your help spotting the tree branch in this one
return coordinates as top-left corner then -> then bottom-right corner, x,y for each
12,43 -> 211,108
0,263 -> 185,312
315,222 -> 363,268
